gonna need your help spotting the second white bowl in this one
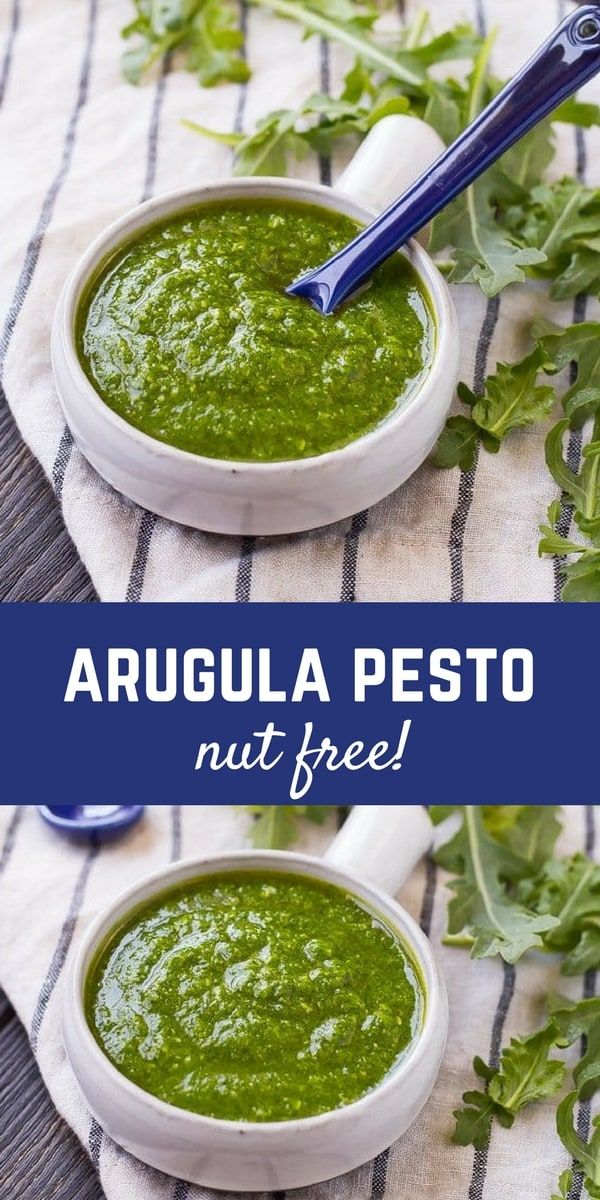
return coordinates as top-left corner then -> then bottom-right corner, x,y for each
63,842 -> 448,1190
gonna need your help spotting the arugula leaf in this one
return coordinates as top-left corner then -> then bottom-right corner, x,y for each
185,0 -> 250,85
487,805 -> 562,873
125,0 -> 600,312
535,322 -> 600,429
213,92 -> 411,176
560,552 -> 600,602
431,173 -> 545,296
428,37 -> 546,297
499,100 -> 599,196
457,354 -> 555,442
188,13 -> 482,175
488,1027 -> 566,1109
453,994 -> 600,1153
549,996 -> 600,1100
526,328 -> 600,599
432,349 -> 555,470
440,807 -> 600,1173
557,1093 -> 600,1199
187,109 -> 306,174
435,807 -> 559,963
243,805 -> 335,848
410,25 -> 483,67
453,1085 -> 511,1151
551,1169 -> 574,1200
499,120 -> 556,193
122,0 -> 249,86
513,179 -> 600,301
554,98 -> 600,129
518,855 -> 600,977
251,0 -> 426,88
434,320 -> 600,536
545,420 -> 600,544
431,414 -> 481,471
538,511 -> 586,559
428,69 -> 598,295
562,927 -> 600,977
453,1023 -> 566,1149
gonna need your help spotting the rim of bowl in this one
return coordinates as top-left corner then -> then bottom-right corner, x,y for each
68,848 -> 446,1135
56,177 -> 457,476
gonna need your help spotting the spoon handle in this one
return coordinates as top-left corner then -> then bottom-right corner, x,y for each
288,6 -> 600,314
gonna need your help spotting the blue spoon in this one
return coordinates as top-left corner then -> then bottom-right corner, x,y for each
287,6 -> 600,314
38,805 -> 145,840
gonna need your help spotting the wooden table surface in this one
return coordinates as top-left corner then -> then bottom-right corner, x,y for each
0,394 -> 96,602
0,989 -> 104,1199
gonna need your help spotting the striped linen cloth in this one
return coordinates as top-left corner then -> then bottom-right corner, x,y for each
0,803 -> 597,1200
1,0 -> 599,602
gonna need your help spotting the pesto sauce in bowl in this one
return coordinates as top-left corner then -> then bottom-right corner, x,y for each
76,199 -> 434,463
85,871 -> 424,1123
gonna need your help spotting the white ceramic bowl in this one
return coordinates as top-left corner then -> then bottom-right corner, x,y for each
51,117 -> 458,535
63,807 -> 448,1191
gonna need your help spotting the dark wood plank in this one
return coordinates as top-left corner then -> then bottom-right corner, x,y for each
0,396 -> 98,602
0,989 -> 105,1199
0,989 -> 12,1031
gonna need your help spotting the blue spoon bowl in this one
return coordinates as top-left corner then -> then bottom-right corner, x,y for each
38,805 -> 145,840
288,6 -> 600,314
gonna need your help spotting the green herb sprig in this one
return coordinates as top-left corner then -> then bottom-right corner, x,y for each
122,0 -> 251,87
242,804 -> 337,848
185,12 -> 483,174
433,805 -> 560,963
432,806 -> 600,972
453,996 -> 600,1189
433,320 -> 600,471
452,1020 -> 568,1151
430,317 -> 600,602
434,806 -> 600,1199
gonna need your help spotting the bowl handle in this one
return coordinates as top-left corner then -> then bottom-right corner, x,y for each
336,115 -> 446,225
324,805 -> 433,896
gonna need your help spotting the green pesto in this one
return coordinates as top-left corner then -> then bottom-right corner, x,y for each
85,870 -> 424,1122
76,199 -> 434,462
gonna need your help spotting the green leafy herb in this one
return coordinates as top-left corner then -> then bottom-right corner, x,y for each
534,320 -> 600,428
429,316 -> 600,602
551,1170 -> 575,1200
185,91 -> 412,175
430,89 -> 599,294
518,855 -> 600,977
557,1092 -> 600,1200
243,805 -> 335,848
434,806 -> 559,963
187,13 -> 483,175
453,993 -> 600,1153
510,178 -> 600,301
452,1022 -> 567,1150
545,417 -> 600,536
122,0 -> 249,87
553,549 -> 600,603
124,0 -> 600,311
123,0 -> 482,96
433,320 -> 600,555
432,806 -> 600,967
427,38 -> 548,297
251,0 -> 423,88
439,808 -> 600,1192
432,349 -> 555,471
549,995 -> 600,1100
